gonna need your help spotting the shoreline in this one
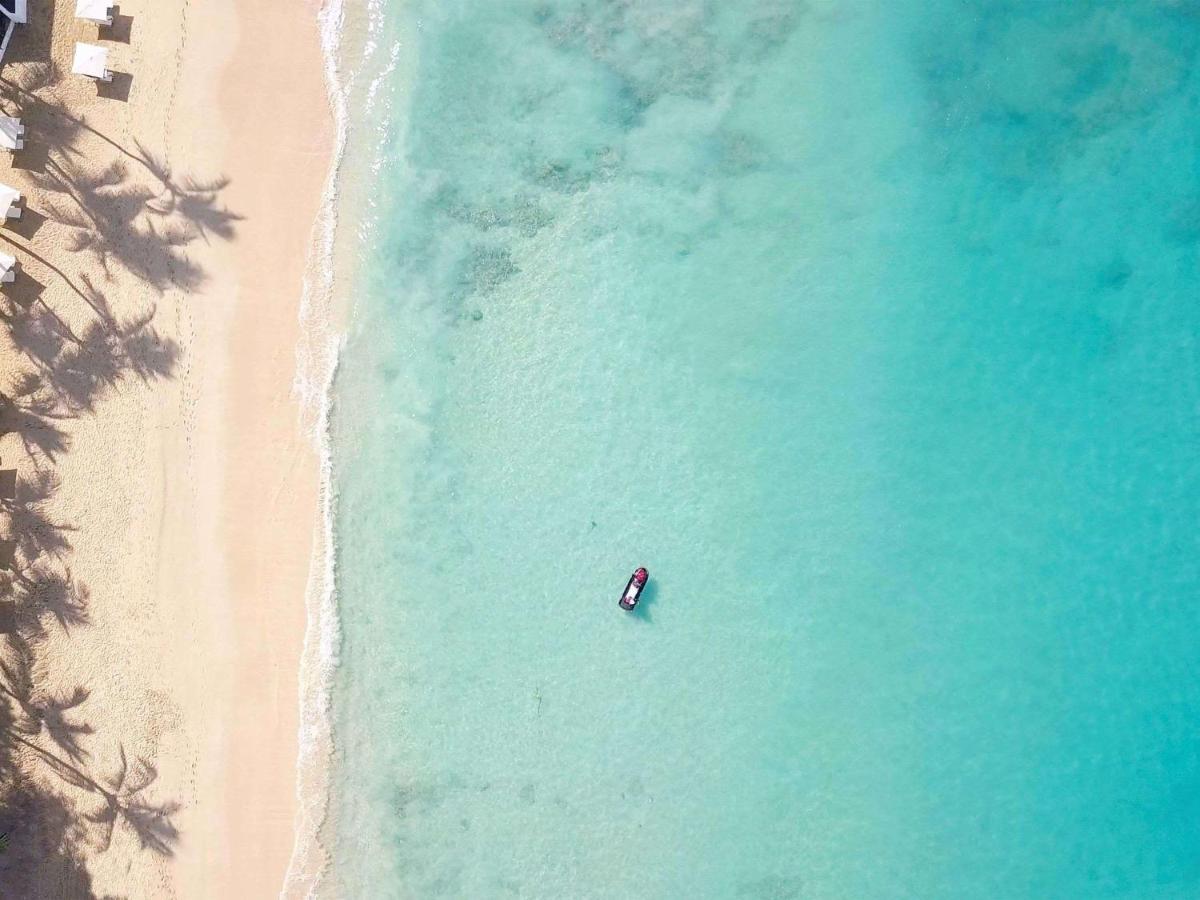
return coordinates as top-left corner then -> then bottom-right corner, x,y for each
282,0 -> 347,886
286,3 -> 425,890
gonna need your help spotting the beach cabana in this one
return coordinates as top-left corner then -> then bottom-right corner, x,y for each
0,115 -> 23,151
0,183 -> 20,220
75,0 -> 113,25
0,251 -> 16,283
0,0 -> 27,67
72,42 -> 112,81
0,467 -> 14,501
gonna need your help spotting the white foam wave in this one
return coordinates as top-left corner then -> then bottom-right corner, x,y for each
281,0 -> 350,895
281,1 -> 417,892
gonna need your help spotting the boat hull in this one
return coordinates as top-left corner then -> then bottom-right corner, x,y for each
618,570 -> 648,610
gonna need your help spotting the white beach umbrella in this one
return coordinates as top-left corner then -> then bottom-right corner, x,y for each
72,42 -> 111,80
0,115 -> 23,151
75,0 -> 112,25
0,183 -> 20,220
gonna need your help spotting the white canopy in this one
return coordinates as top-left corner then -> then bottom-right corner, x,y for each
0,251 -> 15,281
75,0 -> 112,24
72,42 -> 110,79
0,183 -> 19,219
0,115 -> 22,150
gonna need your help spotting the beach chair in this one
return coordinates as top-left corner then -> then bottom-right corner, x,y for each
0,116 -> 23,152
72,42 -> 112,82
0,183 -> 21,221
0,468 -> 15,502
75,0 -> 113,26
0,251 -> 16,284
0,539 -> 15,571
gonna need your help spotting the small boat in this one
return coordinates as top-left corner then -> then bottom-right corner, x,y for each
619,567 -> 649,611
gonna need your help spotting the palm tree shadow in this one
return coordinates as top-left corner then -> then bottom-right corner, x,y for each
0,26 -> 199,891
84,745 -> 181,855
0,651 -> 93,762
0,780 -> 99,897
17,563 -> 90,633
3,305 -> 181,418
0,378 -> 71,460
3,469 -> 75,561
36,685 -> 94,763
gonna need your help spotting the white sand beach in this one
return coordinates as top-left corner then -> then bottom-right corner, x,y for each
0,0 -> 331,895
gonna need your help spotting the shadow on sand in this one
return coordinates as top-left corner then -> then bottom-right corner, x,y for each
101,11 -> 135,45
0,16 -> 239,895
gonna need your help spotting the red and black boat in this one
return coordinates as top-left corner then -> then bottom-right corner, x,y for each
619,567 -> 649,611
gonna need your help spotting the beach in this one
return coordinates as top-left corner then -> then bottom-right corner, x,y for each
3,0 -> 1199,896
0,0 -> 331,896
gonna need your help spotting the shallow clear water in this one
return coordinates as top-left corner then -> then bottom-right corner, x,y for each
326,2 -> 1200,897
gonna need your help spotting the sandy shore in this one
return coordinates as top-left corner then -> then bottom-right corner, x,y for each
0,0 -> 331,896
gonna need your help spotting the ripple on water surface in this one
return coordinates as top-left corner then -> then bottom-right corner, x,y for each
327,2 -> 1200,897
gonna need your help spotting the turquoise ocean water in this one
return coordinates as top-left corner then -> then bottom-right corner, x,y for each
324,2 -> 1200,897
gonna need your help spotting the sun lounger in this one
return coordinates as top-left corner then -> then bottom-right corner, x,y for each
73,42 -> 112,81
0,469 -> 15,501
0,184 -> 20,220
0,116 -> 23,151
0,251 -> 16,284
75,0 -> 113,25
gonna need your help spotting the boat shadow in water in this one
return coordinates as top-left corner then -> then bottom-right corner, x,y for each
630,580 -> 658,623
